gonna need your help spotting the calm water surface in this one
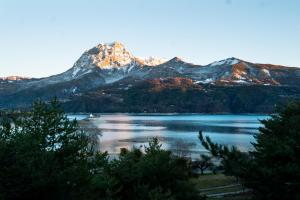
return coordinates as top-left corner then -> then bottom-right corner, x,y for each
70,114 -> 269,159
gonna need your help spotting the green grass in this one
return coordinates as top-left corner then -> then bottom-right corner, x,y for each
190,173 -> 237,188
204,185 -> 244,195
190,173 -> 253,200
208,193 -> 253,200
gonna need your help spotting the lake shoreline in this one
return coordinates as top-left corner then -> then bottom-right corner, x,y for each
68,112 -> 272,116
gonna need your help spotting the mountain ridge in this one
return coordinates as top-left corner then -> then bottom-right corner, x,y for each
1,41 -> 300,112
2,42 -> 299,84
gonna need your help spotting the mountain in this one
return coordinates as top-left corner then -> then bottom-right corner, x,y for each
63,77 -> 300,113
1,41 -> 300,112
0,76 -> 31,82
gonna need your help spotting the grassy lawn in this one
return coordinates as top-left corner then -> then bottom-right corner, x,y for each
208,193 -> 253,200
190,173 -> 253,200
204,185 -> 244,195
190,173 -> 237,188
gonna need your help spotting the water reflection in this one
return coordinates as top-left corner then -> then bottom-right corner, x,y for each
87,114 -> 268,159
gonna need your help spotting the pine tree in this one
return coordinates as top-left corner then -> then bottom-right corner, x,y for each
199,101 -> 300,200
0,99 -> 101,200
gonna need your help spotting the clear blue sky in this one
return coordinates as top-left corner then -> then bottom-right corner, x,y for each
0,0 -> 299,77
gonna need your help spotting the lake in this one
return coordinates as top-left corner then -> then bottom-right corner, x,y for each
69,114 -> 269,159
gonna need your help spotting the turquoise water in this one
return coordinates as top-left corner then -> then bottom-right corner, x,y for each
71,114 -> 269,158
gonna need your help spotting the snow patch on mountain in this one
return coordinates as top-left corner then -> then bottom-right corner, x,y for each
72,67 -> 81,78
194,78 -> 214,84
127,64 -> 136,72
135,56 -> 167,66
209,57 -> 240,67
262,68 -> 271,76
233,80 -> 249,84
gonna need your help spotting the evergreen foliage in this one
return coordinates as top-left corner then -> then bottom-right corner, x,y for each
0,99 -> 203,200
199,101 -> 300,200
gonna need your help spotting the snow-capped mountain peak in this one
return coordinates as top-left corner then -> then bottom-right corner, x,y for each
69,41 -> 136,78
169,57 -> 184,62
209,57 -> 241,67
70,42 -> 169,79
84,41 -> 134,68
0,76 -> 31,81
135,56 -> 167,66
